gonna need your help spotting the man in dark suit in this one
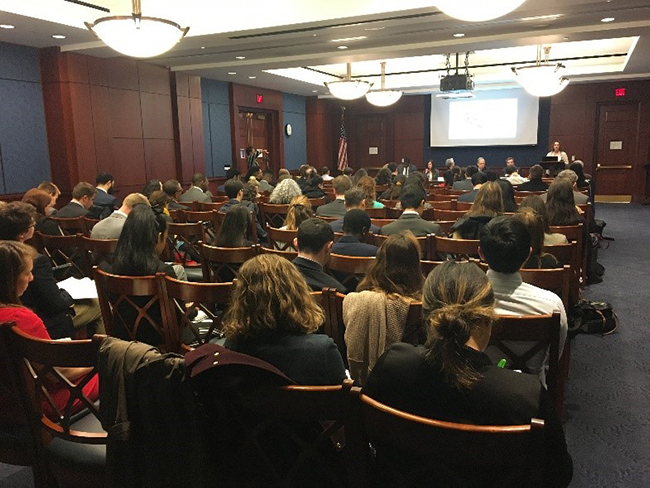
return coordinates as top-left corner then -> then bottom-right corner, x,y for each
452,165 -> 478,191
517,164 -> 549,192
329,188 -> 381,234
316,175 -> 352,218
380,185 -> 442,237
292,218 -> 347,294
331,210 -> 378,257
163,179 -> 189,210
458,172 -> 488,203
180,173 -> 212,203
56,182 -> 96,218
396,158 -> 417,177
92,172 -> 120,219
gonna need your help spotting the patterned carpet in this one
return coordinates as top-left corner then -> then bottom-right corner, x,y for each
1,203 -> 648,487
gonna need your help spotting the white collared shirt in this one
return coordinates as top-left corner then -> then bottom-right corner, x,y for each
485,269 -> 568,387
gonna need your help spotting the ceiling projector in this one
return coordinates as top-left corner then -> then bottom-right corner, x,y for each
437,73 -> 475,99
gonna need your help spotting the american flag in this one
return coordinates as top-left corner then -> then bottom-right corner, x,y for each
337,107 -> 348,171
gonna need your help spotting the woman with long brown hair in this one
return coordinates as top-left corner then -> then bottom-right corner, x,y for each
451,181 -> 503,239
22,188 -> 61,235
223,254 -> 345,385
357,175 -> 384,209
343,231 -> 424,384
514,208 -> 561,269
364,260 -> 573,486
519,195 -> 568,245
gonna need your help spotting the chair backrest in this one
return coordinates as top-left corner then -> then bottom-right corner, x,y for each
266,226 -> 298,250
259,203 -> 290,229
365,206 -> 387,218
93,269 -> 178,352
81,217 -> 100,236
78,236 -> 118,276
200,243 -> 258,283
211,195 -> 228,203
370,218 -> 395,228
428,200 -> 454,210
372,233 -> 428,258
182,210 -> 213,224
519,266 -> 571,310
167,222 -> 205,266
432,192 -> 456,201
164,277 -> 233,348
258,246 -> 298,261
428,235 -> 480,260
327,253 -> 375,291
433,209 -> 467,221
436,220 -> 455,235
351,391 -> 544,486
34,231 -> 86,279
455,201 -> 473,211
420,259 -> 444,277
307,197 -> 327,208
489,313 -> 562,414
50,216 -> 83,235
199,201 -> 225,212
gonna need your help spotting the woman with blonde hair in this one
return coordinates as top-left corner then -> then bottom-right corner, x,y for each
364,260 -> 573,486
269,178 -> 302,204
357,175 -> 384,209
223,254 -> 346,385
343,231 -> 424,384
281,195 -> 313,231
451,181 -> 503,239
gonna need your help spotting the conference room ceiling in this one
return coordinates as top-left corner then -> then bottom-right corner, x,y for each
0,0 -> 649,96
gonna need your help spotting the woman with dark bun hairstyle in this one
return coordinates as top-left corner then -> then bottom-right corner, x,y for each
364,260 -> 573,486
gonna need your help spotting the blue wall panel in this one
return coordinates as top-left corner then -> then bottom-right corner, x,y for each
201,78 -> 232,177
0,42 -> 50,194
282,93 -> 306,170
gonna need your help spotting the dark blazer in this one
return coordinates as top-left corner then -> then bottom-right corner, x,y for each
380,212 -> 442,237
180,186 -> 211,203
451,215 -> 493,239
331,235 -> 378,257
302,186 -> 329,201
330,217 -> 381,234
517,179 -> 549,192
364,343 -> 573,487
93,188 -> 119,219
224,333 -> 346,385
168,200 -> 189,211
292,256 -> 347,294
452,179 -> 473,191
21,254 -> 75,339
396,163 -> 417,177
35,215 -> 62,236
316,198 -> 346,218
56,201 -> 89,218
457,188 -> 479,202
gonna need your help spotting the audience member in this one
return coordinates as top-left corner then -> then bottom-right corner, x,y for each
316,175 -> 351,218
93,172 -> 120,219
269,178 -> 302,204
517,164 -> 548,192
457,171 -> 488,203
320,166 -> 333,182
543,169 -> 589,205
502,157 -> 516,177
424,161 -> 439,182
22,188 -> 61,235
452,181 -> 503,239
568,162 -> 590,190
445,158 -> 455,171
476,157 -> 486,172
452,165 -> 477,190
90,193 -> 150,239
148,190 -> 172,221
519,195 -> 568,245
215,204 -> 253,248
296,165 -> 311,190
497,178 -> 518,212
352,168 -> 368,185
163,179 -> 189,210
302,174 -> 329,200
344,231 -> 424,384
282,196 -> 313,231
0,240 -> 100,415
485,170 -> 500,182
514,208 -> 561,269
221,179 -> 266,242
364,260 -> 572,487
37,181 -> 61,215
259,169 -> 275,192
375,167 -> 393,186
396,160 -> 417,177
292,218 -> 346,294
142,179 -> 163,198
546,179 -> 584,226
379,174 -> 406,201
329,188 -> 381,234
381,186 -> 441,237
343,167 -> 354,177
357,175 -> 384,209
504,165 -> 527,185
222,254 -> 346,385
479,216 -> 568,385
443,168 -> 455,187
547,141 -> 569,165
331,209 -> 378,257
180,173 -> 212,203
56,182 -> 96,218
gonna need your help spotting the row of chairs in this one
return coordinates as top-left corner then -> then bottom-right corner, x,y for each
0,323 -> 549,487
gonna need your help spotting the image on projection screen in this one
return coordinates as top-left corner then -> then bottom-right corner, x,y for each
449,99 -> 518,140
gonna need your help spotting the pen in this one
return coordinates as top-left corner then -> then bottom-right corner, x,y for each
497,359 -> 507,368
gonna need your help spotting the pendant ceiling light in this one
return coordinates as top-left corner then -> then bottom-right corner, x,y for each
435,0 -> 526,22
512,46 -> 570,97
365,62 -> 403,107
325,63 -> 373,100
85,0 -> 189,58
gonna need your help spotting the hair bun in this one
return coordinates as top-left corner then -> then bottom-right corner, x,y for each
436,305 -> 471,345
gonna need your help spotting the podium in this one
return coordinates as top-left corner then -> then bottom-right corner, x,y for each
540,160 -> 566,177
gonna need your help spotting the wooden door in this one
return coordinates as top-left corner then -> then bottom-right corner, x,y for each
357,115 -> 387,170
594,103 -> 639,201
238,110 -> 273,171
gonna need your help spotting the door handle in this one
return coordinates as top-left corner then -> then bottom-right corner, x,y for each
596,164 -> 633,170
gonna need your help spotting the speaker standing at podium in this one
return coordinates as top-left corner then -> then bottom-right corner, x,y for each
546,141 -> 569,165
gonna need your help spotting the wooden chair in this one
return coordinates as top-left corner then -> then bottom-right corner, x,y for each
78,236 -> 118,277
200,243 -> 258,283
550,223 -> 585,284
34,231 -> 86,279
432,193 -> 456,201
349,390 -> 544,486
436,220 -> 455,235
168,209 -> 181,222
455,201 -> 473,211
199,201 -> 225,212
211,195 -> 228,203
433,209 -> 467,221
427,235 -> 480,260
326,253 -> 375,292
50,216 -> 84,235
259,202 -> 290,229
0,323 -> 106,487
489,313 -> 564,415
365,206 -> 386,218
385,207 -> 402,219
94,269 -> 179,352
167,222 -> 205,265
182,210 -> 213,224
427,200 -> 454,210
81,217 -> 99,236
446,190 -> 470,198
266,226 -> 298,250
164,277 -> 233,348
370,218 -> 395,228
520,266 -> 571,310
421,207 -> 435,221
544,242 -> 580,304
308,197 -> 327,208
420,259 -> 445,277
371,233 -> 428,258
258,246 -> 298,261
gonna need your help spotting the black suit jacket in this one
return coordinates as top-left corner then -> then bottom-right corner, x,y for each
517,179 -> 549,192
316,198 -> 346,218
380,213 -> 442,237
55,201 -> 89,218
396,163 -> 417,177
457,188 -> 479,202
292,256 -> 347,294
331,236 -> 378,257
330,217 -> 381,234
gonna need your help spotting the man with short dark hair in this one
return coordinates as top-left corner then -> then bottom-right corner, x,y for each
452,165 -> 477,191
502,157 -> 516,176
479,216 -> 567,385
320,166 -> 333,182
316,175 -> 352,218
380,186 -> 442,237
331,209 -> 378,257
56,182 -> 96,218
329,187 -> 381,234
259,169 -> 275,192
93,172 -> 119,219
517,165 -> 548,192
180,173 -> 212,203
163,179 -> 189,210
504,165 -> 527,185
458,171 -> 488,203
396,158 -> 417,177
292,218 -> 347,293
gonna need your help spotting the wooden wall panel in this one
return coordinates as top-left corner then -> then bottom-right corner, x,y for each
141,92 -> 174,139
87,56 -> 108,86
68,83 -> 97,182
176,96 -> 194,182
106,58 -> 139,91
65,53 -> 89,84
89,85 -> 113,173
190,97 -> 205,173
108,88 -> 143,139
111,139 -> 146,185
144,139 -> 176,182
138,63 -> 170,95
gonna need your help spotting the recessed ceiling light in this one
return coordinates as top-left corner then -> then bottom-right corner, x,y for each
200,46 -> 205,49
235,56 -> 245,59
312,90 -> 318,93
601,17 -> 615,22
52,34 -> 66,39
453,33 -> 465,38
563,37 -> 569,40
337,45 -> 348,50
331,36 -> 367,43
228,72 -> 236,75
364,27 -> 385,31
520,14 -> 563,21
0,24 -> 15,29
248,76 -> 256,79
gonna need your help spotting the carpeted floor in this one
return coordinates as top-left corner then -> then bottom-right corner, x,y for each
1,203 -> 648,487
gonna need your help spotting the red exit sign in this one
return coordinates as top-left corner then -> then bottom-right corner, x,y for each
615,88 -> 626,97
256,94 -> 263,103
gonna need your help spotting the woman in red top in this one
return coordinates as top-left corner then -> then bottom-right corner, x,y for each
0,240 -> 99,416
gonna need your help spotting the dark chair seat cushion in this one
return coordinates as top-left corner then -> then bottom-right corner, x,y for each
46,411 -> 105,475
184,267 -> 204,282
